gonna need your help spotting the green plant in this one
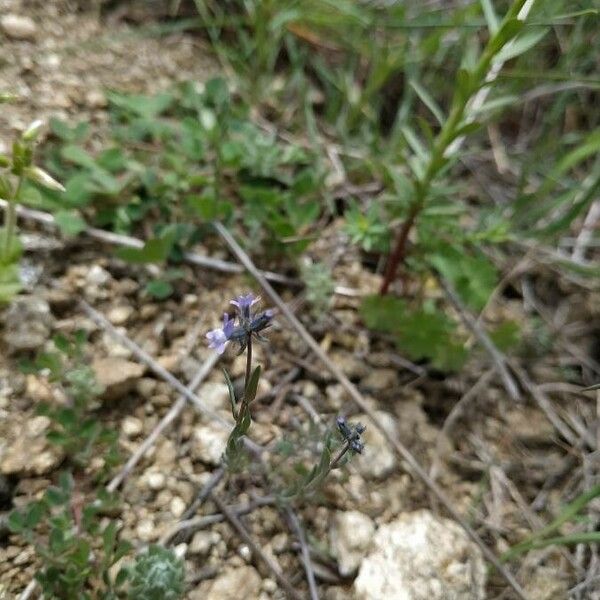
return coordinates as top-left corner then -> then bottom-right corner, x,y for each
300,259 -> 335,316
379,0 -> 545,294
502,484 -> 600,561
126,545 -> 185,600
206,292 -> 365,494
35,79 -> 323,276
22,332 -> 118,472
0,110 -> 64,302
8,474 -> 131,600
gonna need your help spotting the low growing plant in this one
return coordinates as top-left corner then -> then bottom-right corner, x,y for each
10,333 -> 184,599
206,291 -> 365,497
0,109 -> 64,302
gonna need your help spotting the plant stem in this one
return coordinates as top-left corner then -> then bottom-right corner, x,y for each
3,175 -> 22,262
244,335 -> 253,400
379,0 -> 530,294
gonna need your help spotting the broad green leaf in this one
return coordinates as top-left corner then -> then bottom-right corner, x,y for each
107,91 -> 174,119
54,210 -> 86,236
427,243 -> 497,311
116,230 -> 176,264
145,279 -> 173,300
0,262 -> 21,303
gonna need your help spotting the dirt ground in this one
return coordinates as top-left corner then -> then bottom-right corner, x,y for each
0,1 -> 598,599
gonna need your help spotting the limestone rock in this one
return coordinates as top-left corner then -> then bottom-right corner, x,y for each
354,411 -> 397,479
201,381 -> 230,412
1,15 -> 37,40
362,368 -> 399,392
0,415 -> 63,476
191,424 -> 228,465
206,566 -> 261,600
354,510 -> 486,600
330,510 -> 375,576
92,357 -> 145,401
3,296 -> 53,352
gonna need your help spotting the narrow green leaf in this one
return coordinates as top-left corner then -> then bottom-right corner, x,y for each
222,368 -> 237,418
409,79 -> 445,125
494,27 -> 549,63
480,0 -> 499,34
244,365 -> 262,403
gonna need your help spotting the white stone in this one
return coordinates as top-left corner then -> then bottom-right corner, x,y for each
330,510 -> 375,576
107,305 -> 133,326
121,416 -> 143,438
1,14 -> 37,40
189,531 -> 219,556
354,411 -> 397,479
201,381 -> 230,411
145,471 -> 166,491
92,357 -> 145,401
136,519 -> 156,543
354,510 -> 486,600
191,424 -> 228,465
86,264 -> 111,286
173,543 -> 187,560
3,296 -> 53,352
170,496 -> 186,518
206,566 -> 261,600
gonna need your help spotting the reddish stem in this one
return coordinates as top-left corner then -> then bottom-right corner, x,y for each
379,204 -> 420,295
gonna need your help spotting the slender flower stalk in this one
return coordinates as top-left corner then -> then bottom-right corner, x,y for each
2,174 -> 23,262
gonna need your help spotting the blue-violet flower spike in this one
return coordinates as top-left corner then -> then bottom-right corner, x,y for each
231,293 -> 259,318
206,313 -> 234,354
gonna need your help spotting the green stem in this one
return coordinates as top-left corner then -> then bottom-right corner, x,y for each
3,174 -> 22,262
379,0 -> 530,294
244,335 -> 253,402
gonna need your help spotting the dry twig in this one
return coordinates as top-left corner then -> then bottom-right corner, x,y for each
210,493 -> 304,600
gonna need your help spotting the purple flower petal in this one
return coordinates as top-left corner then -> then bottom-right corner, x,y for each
230,293 -> 260,317
206,327 -> 228,354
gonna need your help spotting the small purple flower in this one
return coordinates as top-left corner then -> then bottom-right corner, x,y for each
231,293 -> 260,318
206,313 -> 234,354
336,416 -> 366,454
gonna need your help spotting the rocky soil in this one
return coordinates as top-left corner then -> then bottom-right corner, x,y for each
0,1 -> 595,599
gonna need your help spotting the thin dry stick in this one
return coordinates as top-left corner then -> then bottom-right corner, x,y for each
430,368 -> 495,485
213,220 -> 529,600
510,362 -> 580,448
18,581 -> 36,600
107,351 -> 221,492
210,493 -> 304,600
285,507 -> 319,600
438,276 -> 520,401
0,200 -> 360,297
160,495 -> 276,546
79,299 -> 229,428
180,467 -> 226,522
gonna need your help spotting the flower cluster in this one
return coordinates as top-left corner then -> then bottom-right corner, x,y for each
336,416 -> 366,454
206,293 -> 274,354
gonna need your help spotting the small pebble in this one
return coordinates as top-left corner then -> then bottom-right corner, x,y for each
146,471 -> 166,491
136,519 -> 156,542
121,416 -> 143,438
170,496 -> 186,518
1,14 -> 37,40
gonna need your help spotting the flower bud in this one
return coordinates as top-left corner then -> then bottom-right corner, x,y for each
22,119 -> 44,142
24,166 -> 65,192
